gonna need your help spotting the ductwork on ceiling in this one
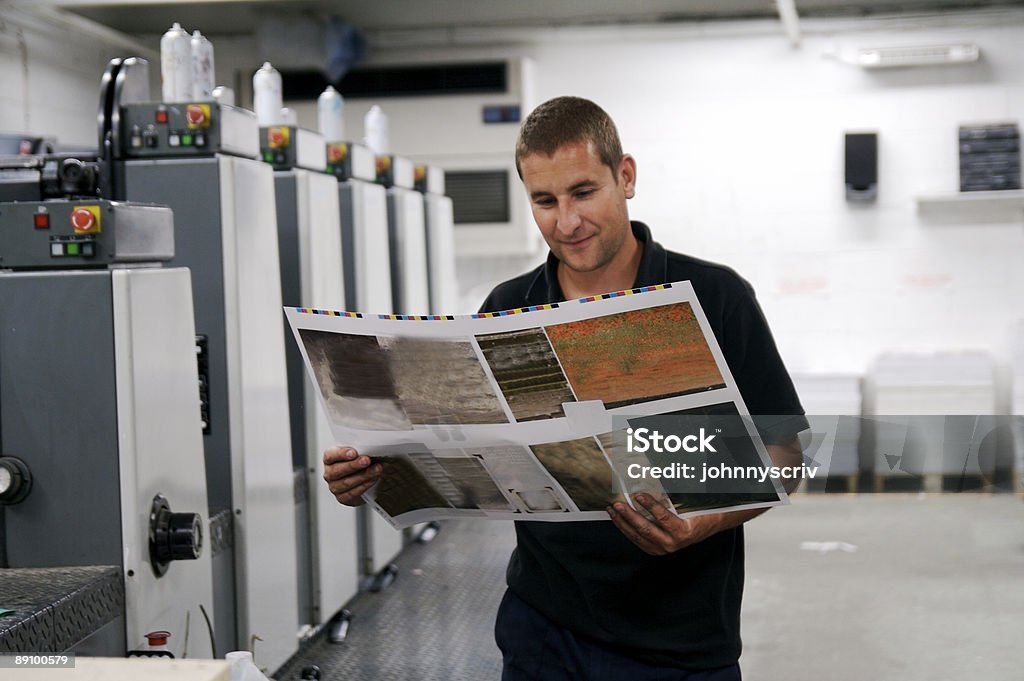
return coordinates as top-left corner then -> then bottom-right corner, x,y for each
254,12 -> 366,82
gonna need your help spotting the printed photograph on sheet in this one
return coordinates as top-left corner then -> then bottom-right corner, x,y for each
287,282 -> 792,528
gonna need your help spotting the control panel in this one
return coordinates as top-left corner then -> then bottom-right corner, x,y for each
119,102 -> 259,160
259,126 -> 327,172
0,200 -> 174,269
325,141 -> 377,182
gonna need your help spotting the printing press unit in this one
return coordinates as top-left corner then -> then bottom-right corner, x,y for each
326,142 -> 406,587
259,123 -> 360,633
96,56 -> 301,670
0,152 -> 214,657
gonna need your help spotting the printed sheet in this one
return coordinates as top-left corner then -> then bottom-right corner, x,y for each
285,282 -> 788,528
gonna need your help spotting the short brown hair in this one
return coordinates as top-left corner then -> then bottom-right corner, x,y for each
515,96 -> 623,179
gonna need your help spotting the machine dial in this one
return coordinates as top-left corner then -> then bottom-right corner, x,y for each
0,457 -> 32,505
148,494 -> 203,577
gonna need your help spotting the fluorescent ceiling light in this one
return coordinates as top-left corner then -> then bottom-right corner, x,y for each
857,43 -> 980,68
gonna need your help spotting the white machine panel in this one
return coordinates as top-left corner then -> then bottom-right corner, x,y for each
219,156 -> 300,670
424,193 -> 458,314
387,187 -> 430,316
111,268 -> 215,657
346,180 -> 392,315
295,170 -> 361,621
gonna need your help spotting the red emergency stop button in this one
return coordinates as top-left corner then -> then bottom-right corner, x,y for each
267,127 -> 289,149
70,206 -> 101,234
186,105 -> 206,126
185,104 -> 212,129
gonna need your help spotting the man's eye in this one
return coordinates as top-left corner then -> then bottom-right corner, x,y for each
575,189 -> 594,199
534,199 -> 555,208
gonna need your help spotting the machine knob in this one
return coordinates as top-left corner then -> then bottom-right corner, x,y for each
149,494 -> 203,577
300,665 -> 322,680
59,159 -> 99,196
0,457 -> 32,505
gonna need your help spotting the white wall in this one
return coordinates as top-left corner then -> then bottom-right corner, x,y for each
0,8 -> 155,147
265,9 -> 1021,408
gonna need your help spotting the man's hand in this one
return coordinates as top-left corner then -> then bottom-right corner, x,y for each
323,446 -> 382,507
608,494 -> 768,556
608,435 -> 805,554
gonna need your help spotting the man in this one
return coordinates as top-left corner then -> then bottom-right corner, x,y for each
324,96 -> 807,680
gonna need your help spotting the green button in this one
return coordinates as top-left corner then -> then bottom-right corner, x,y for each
181,134 -> 193,146
264,153 -> 274,162
66,243 -> 80,256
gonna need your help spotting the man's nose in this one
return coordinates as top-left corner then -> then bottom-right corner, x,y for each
556,202 -> 582,235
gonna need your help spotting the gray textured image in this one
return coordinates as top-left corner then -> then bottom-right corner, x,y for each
381,336 -> 509,425
436,456 -> 515,511
477,328 -> 576,421
299,329 -> 412,430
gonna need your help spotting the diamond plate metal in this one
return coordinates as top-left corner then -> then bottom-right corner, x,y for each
0,566 -> 124,653
271,519 -> 515,680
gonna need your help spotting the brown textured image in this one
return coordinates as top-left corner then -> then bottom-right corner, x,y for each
544,302 -> 725,409
381,337 -> 508,425
667,490 -> 779,515
299,329 -> 412,430
530,438 -> 617,511
370,456 -> 452,517
477,328 -> 576,421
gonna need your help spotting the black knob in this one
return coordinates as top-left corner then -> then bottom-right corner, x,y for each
59,159 -> 99,195
149,494 -> 203,577
300,665 -> 322,680
167,512 -> 203,561
0,457 -> 32,505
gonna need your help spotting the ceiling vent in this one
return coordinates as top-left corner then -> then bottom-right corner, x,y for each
856,43 -> 980,69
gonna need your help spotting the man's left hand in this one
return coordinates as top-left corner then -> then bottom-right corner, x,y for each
608,493 -> 765,555
607,494 -> 724,555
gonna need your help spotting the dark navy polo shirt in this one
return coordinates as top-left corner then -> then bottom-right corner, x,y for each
479,221 -> 807,670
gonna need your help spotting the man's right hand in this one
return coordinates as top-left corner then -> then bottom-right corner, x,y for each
323,446 -> 383,507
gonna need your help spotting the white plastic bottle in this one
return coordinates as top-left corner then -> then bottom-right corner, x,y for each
225,650 -> 270,681
279,107 -> 298,126
317,85 -> 345,143
252,62 -> 283,126
363,104 -> 389,155
160,23 -> 193,102
191,30 -> 215,101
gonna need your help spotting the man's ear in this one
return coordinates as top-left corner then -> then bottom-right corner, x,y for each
619,154 -> 637,199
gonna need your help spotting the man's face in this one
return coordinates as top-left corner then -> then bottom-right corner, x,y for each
519,140 -> 636,274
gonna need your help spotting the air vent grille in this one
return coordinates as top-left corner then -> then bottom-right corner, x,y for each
445,170 -> 510,224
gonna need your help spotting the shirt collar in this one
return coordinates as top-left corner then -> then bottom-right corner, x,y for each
525,221 -> 667,305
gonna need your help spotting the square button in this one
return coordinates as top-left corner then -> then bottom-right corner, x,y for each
50,243 -> 63,257
66,243 -> 80,256
168,134 -> 180,147
156,110 -> 168,124
34,214 -> 50,229
82,243 -> 95,257
181,134 -> 193,146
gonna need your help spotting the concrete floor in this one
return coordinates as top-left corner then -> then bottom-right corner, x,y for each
278,494 -> 1024,680
742,495 -> 1024,680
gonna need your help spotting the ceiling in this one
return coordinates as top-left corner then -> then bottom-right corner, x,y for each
34,0 -> 1024,37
